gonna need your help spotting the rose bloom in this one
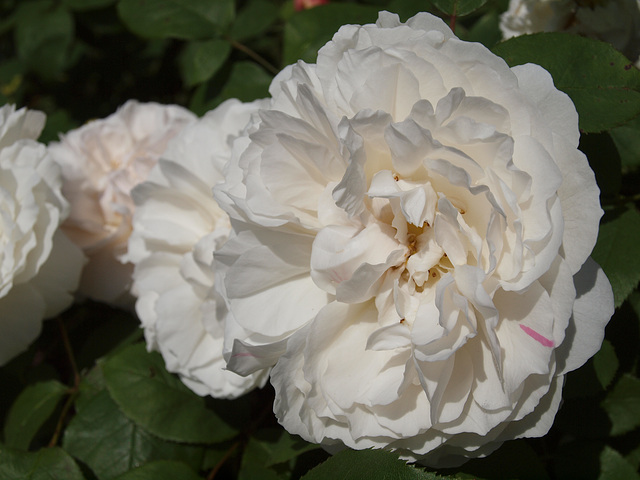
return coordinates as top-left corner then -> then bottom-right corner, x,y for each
48,101 -> 196,307
0,105 -> 84,365
501,0 -> 640,67
213,12 -> 614,465
126,99 -> 269,398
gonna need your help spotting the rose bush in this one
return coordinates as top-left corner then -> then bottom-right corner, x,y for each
0,105 -> 84,365
213,12 -> 614,465
500,0 -> 640,67
127,99 -> 269,398
49,101 -> 196,307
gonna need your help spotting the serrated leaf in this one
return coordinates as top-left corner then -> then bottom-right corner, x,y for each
591,205 -> 640,307
230,0 -> 280,42
102,343 -> 236,444
599,446 -> 640,480
432,0 -> 488,16
3,380 -> 68,450
602,374 -> 640,436
301,449 -> 450,479
283,4 -> 379,65
14,1 -> 74,80
63,389 -> 203,480
593,339 -> 618,390
111,460 -> 202,480
179,39 -> 230,87
0,445 -> 85,480
117,0 -> 234,40
492,33 -> 640,133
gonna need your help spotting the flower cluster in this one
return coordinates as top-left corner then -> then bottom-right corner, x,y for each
1,9 -> 615,467
0,105 -> 84,365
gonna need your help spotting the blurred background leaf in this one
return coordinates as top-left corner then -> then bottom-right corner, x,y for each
493,33 -> 640,133
102,343 -> 238,444
3,380 -> 68,450
0,446 -> 85,480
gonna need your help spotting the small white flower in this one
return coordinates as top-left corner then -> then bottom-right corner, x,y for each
501,0 -> 640,67
214,12 -> 614,465
127,99 -> 269,398
49,101 -> 196,306
0,105 -> 84,365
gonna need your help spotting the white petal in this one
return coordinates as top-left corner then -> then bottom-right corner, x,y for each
556,257 -> 614,374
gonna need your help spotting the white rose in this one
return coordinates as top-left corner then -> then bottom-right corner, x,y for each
49,100 -> 197,307
126,99 -> 269,398
213,12 -> 614,465
0,105 -> 84,365
501,0 -> 640,67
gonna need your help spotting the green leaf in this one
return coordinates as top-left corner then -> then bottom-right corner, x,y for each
599,446 -> 640,480
230,0 -> 280,42
602,374 -> 640,436
591,205 -> 640,307
14,1 -> 74,80
578,132 -> 622,200
117,0 -> 234,40
238,428 -> 321,480
301,449 -> 450,479
179,39 -> 231,87
102,343 -> 237,444
593,339 -> 619,390
63,0 -> 116,10
610,116 -> 640,170
3,380 -> 68,450
239,438 -> 284,480
218,61 -> 273,103
283,4 -> 380,65
74,365 -> 107,413
63,389 -> 204,480
626,444 -> 640,471
432,0 -> 488,16
256,428 -> 321,467
492,33 -> 640,133
0,445 -> 85,480
112,460 -> 202,480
